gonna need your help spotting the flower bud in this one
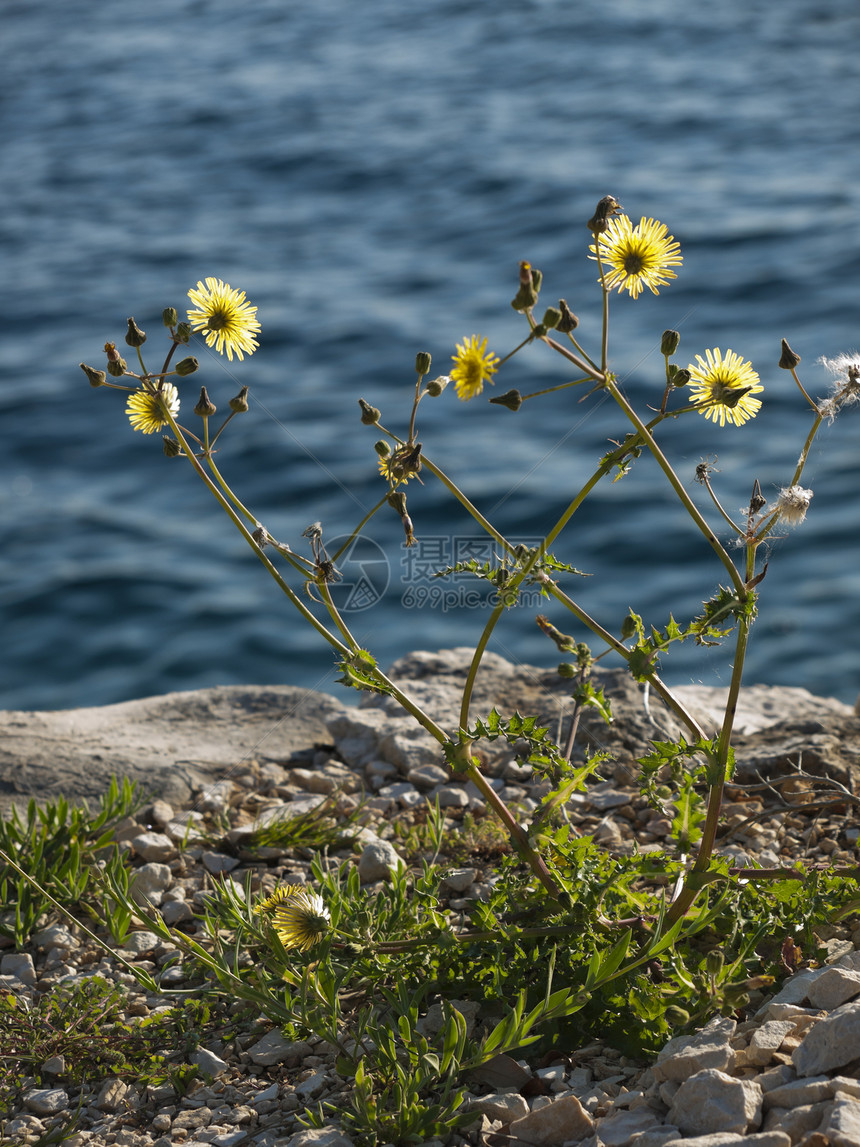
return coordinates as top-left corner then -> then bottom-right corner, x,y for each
104,342 -> 127,377
587,195 -> 622,234
175,356 -> 199,376
511,261 -> 539,312
557,299 -> 579,333
670,367 -> 691,388
415,351 -> 432,376
778,338 -> 801,369
620,614 -> 637,640
374,440 -> 391,458
557,662 -> 576,679
80,362 -> 107,387
174,322 -> 192,344
358,397 -> 380,425
229,385 -> 250,413
706,949 -> 725,979
125,317 -> 147,347
664,1006 -> 690,1028
194,386 -> 217,417
162,307 -> 178,327
425,375 -> 449,397
661,329 -> 681,356
387,490 -> 407,516
540,306 -> 562,330
721,386 -> 752,408
489,389 -> 523,412
162,436 -> 181,457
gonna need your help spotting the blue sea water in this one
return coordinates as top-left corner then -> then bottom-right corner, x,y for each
1,0 -> 859,712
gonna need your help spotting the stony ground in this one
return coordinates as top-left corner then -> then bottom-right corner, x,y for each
3,649 -> 860,1147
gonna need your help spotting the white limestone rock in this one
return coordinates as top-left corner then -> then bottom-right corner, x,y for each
668,1068 -> 762,1136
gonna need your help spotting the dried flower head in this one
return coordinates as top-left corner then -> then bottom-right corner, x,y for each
775,485 -> 813,526
126,384 -> 180,434
819,353 -> 860,414
687,348 -> 763,427
256,885 -> 331,952
451,335 -> 499,401
187,278 -> 261,362
590,216 -> 682,299
379,444 -> 422,486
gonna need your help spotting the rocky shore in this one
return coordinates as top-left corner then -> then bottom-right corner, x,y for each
2,648 -> 860,1147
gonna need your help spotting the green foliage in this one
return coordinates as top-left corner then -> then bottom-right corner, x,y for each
0,976 -> 217,1115
0,779 -> 143,947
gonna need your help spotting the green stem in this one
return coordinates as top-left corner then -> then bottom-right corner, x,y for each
604,376 -> 746,597
161,408 -> 351,658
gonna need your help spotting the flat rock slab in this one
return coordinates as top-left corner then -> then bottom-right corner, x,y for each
1,647 -> 856,818
0,685 -> 347,817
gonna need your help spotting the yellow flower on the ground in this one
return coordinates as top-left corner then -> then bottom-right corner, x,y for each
187,278 -> 261,361
125,384 -> 180,434
687,348 -> 763,427
256,884 -> 331,952
590,216 -> 682,298
450,335 -> 499,401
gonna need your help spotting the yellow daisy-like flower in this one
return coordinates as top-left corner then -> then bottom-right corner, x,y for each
687,348 -> 763,427
590,216 -> 683,299
187,278 -> 261,362
256,884 -> 331,952
125,384 -> 180,434
450,335 -> 500,401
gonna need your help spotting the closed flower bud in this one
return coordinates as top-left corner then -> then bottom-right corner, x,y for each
125,317 -> 147,347
229,385 -> 250,413
706,949 -> 725,978
387,490 -> 407,516
670,367 -> 691,387
358,397 -> 380,425
174,322 -> 192,344
778,338 -> 801,369
489,389 -> 523,411
540,306 -> 562,330
661,329 -> 681,356
374,440 -> 391,459
80,362 -> 107,387
425,375 -> 449,397
175,356 -> 199,376
557,299 -> 579,332
162,436 -> 181,457
104,342 -> 127,377
620,614 -> 637,640
415,351 -> 432,376
557,662 -> 576,678
162,307 -> 178,327
664,1006 -> 690,1028
511,261 -> 540,312
587,195 -> 622,234
194,386 -> 217,417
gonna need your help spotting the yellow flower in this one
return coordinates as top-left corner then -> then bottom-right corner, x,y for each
590,216 -> 682,298
687,348 -> 763,427
450,335 -> 499,401
256,884 -> 331,952
187,278 -> 261,361
125,384 -> 180,434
